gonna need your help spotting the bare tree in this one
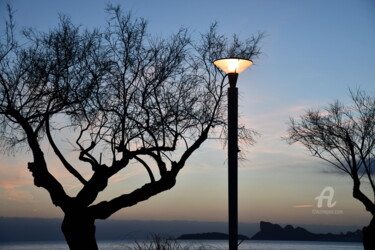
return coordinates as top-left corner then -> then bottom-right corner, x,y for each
286,89 -> 375,250
0,5 -> 262,249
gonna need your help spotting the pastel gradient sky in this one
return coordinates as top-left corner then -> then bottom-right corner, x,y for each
0,0 -> 374,229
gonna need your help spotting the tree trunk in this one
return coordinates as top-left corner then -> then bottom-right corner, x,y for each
62,212 -> 98,250
363,216 -> 375,250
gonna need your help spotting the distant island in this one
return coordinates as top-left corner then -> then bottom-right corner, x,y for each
177,221 -> 362,242
251,221 -> 362,242
177,232 -> 249,240
0,217 -> 362,243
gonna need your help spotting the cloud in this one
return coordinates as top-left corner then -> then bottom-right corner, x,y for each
293,205 -> 316,208
316,158 -> 375,177
1,187 -> 35,203
0,161 -> 34,193
0,178 -> 32,190
109,168 -> 146,184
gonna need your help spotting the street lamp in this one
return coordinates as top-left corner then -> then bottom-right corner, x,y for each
213,58 -> 253,250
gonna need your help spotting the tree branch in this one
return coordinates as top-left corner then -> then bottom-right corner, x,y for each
90,172 -> 176,219
6,106 -> 70,210
46,116 -> 87,185
134,155 -> 155,183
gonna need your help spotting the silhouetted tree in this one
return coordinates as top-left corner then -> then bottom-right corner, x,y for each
286,89 -> 375,250
0,5 -> 262,249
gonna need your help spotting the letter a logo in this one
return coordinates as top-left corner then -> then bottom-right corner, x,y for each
315,186 -> 336,208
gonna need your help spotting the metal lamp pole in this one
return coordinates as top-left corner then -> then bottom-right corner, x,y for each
228,72 -> 239,250
213,58 -> 253,250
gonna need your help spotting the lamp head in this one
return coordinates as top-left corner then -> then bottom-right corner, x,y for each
213,58 -> 253,74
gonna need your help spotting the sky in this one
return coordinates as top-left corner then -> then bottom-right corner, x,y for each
0,0 -> 374,232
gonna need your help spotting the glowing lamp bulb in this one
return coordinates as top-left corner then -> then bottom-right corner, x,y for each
214,58 -> 253,74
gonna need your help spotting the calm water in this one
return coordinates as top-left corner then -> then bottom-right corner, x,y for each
0,240 -> 363,250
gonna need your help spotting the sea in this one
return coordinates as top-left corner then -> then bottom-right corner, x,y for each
0,240 -> 363,250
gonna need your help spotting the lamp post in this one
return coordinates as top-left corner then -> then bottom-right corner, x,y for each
213,58 -> 253,250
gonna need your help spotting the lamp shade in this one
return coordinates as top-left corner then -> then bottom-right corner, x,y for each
213,58 -> 253,74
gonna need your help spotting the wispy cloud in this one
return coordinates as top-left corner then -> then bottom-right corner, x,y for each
293,204 -> 316,208
1,187 -> 35,203
0,178 -> 33,189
